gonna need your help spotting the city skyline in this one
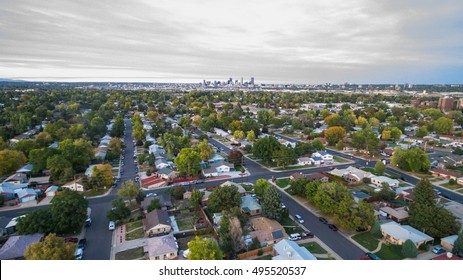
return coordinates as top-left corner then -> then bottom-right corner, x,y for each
1,0 -> 462,84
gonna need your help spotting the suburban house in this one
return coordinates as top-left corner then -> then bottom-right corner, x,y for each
352,191 -> 371,203
430,169 -> 463,181
144,209 -> 171,236
329,166 -> 372,182
272,239 -> 317,260
208,153 -> 225,163
297,157 -> 313,166
440,235 -> 459,252
85,165 -> 98,177
62,179 -> 85,192
379,206 -> 409,223
45,185 -> 59,197
278,139 -> 296,148
141,177 -> 167,189
0,182 -> 29,200
443,201 -> 463,226
16,164 -> 33,174
370,175 -> 400,188
312,151 -> 333,163
28,176 -> 50,187
149,144 -> 166,158
156,168 -> 178,180
306,172 -> 329,182
240,195 -> 262,216
155,158 -> 170,170
249,217 -> 288,247
202,161 -> 234,177
0,234 -> 44,260
214,128 -> 229,138
440,154 -> 463,167
3,173 -> 28,184
16,188 -> 38,203
144,234 -> 178,260
381,221 -> 434,247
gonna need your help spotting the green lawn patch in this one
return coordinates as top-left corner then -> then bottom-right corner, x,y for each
276,178 -> 290,188
280,216 -> 304,234
176,218 -> 194,231
361,167 -> 382,176
440,183 -> 462,190
376,244 -> 404,260
351,232 -> 379,251
125,228 -> 145,241
115,247 -> 145,260
457,189 -> 463,194
274,165 -> 311,171
83,188 -> 107,197
255,254 -> 273,260
301,242 -> 327,254
333,156 -> 349,163
240,184 -> 254,192
125,220 -> 143,232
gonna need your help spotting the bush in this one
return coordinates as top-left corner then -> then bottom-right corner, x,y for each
257,249 -> 263,256
146,169 -> 152,176
402,239 -> 418,258
449,179 -> 456,185
419,243 -> 428,251
363,177 -> 371,184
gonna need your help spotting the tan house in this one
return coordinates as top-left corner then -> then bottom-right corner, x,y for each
430,169 -> 463,181
249,217 -> 287,247
379,206 -> 409,223
440,235 -> 458,252
381,221 -> 433,247
144,210 -> 171,236
144,234 -> 178,260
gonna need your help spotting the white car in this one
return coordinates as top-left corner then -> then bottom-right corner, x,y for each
109,221 -> 116,231
146,193 -> 157,197
75,248 -> 83,260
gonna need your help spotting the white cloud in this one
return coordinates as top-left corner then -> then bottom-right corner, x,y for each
0,0 -> 462,83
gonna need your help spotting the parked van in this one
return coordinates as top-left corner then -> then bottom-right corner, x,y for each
289,233 -> 301,241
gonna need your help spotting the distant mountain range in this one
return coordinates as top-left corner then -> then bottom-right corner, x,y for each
0,78 -> 26,82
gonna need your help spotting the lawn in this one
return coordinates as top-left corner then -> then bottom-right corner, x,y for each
361,167 -> 382,176
458,189 -> 463,194
115,247 -> 145,260
376,244 -> 404,260
274,165 -> 311,171
276,178 -> 290,188
83,188 -> 107,197
254,254 -> 273,260
301,242 -> 327,254
125,220 -> 143,232
440,183 -> 462,190
125,228 -> 145,241
333,156 -> 349,163
351,232 -> 379,251
280,216 -> 304,234
176,218 -> 194,231
240,183 -> 254,192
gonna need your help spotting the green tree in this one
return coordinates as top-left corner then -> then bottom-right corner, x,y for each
272,146 -> 297,168
118,181 -> 139,203
29,147 -> 59,174
401,239 -> 418,258
290,177 -> 309,197
246,130 -> 256,142
218,217 -> 233,253
208,185 -> 241,213
89,116 -> 107,140
452,231 -> 463,256
47,154 -> 74,182
370,221 -> 383,238
261,185 -> 283,221
409,179 -> 460,238
336,140 -> 344,150
374,160 -> 386,175
312,139 -> 325,151
110,114 -> 125,137
91,164 -> 114,188
16,208 -> 54,235
50,190 -> 88,234
233,130 -> 245,140
369,117 -> 380,128
324,126 -> 346,146
254,178 -> 270,197
434,117 -> 453,134
391,147 -> 430,172
196,139 -> 214,162
252,136 -> 281,163
13,139 -> 39,158
187,236 -> 223,260
108,137 -> 123,154
35,131 -> 53,147
174,148 -> 201,177
24,233 -> 77,260
351,127 -> 380,153
147,198 -> 161,212
107,197 -> 131,221
190,189 -> 204,208
415,126 -> 429,138
0,149 -> 27,176
58,139 -> 94,172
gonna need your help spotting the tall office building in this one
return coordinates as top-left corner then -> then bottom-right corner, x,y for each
250,77 -> 255,86
438,96 -> 454,111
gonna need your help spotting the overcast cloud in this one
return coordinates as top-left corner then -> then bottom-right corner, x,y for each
0,0 -> 462,83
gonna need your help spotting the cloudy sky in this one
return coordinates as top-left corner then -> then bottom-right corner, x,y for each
0,0 -> 462,84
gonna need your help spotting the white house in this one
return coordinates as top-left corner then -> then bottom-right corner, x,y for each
45,185 -> 59,197
214,128 -> 229,137
312,151 -> 333,163
15,188 -> 37,203
298,157 -> 313,166
329,166 -> 372,182
272,239 -> 317,260
155,158 -> 170,170
278,139 -> 296,148
370,175 -> 400,188
202,162 -> 234,177
62,179 -> 85,192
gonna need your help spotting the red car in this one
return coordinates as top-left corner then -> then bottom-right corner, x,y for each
64,237 -> 78,243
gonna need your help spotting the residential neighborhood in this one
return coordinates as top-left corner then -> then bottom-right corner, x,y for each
0,84 -> 462,262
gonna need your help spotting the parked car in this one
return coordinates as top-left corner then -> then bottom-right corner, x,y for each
85,218 -> 92,227
65,237 -> 78,243
319,217 -> 328,224
294,214 -> 304,223
75,248 -> 84,260
328,224 -> 338,231
289,233 -> 301,241
146,193 -> 157,197
301,231 -> 314,238
432,246 -> 446,254
365,252 -> 381,260
109,221 -> 116,231
78,239 -> 87,250
195,179 -> 204,184
281,203 -> 286,209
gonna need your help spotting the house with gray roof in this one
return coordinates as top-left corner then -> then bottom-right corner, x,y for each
0,234 -> 44,260
381,221 -> 433,247
240,195 -> 261,216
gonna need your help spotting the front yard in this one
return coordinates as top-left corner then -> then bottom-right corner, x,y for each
279,216 -> 304,234
125,220 -> 145,241
276,178 -> 290,188
376,244 -> 404,260
351,232 -> 379,251
300,241 -> 327,254
333,156 -> 349,163
115,247 -> 145,260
